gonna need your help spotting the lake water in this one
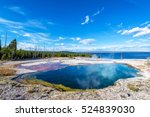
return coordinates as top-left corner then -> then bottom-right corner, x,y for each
23,63 -> 139,89
92,52 -> 150,59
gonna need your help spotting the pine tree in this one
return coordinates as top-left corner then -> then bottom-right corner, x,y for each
7,39 -> 17,59
0,39 -> 1,50
8,39 -> 17,51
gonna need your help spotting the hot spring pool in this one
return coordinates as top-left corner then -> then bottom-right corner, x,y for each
20,63 -> 139,89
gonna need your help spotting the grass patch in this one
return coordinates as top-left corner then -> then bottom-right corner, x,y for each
22,79 -> 80,92
27,87 -> 39,93
28,89 -> 36,93
0,67 -> 16,76
127,83 -> 139,92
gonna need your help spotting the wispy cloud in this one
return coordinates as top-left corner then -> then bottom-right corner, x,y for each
70,37 -> 81,41
15,31 -> 54,50
90,39 -> 150,52
79,38 -> 95,45
18,42 -> 36,50
26,20 -> 49,30
23,33 -> 31,37
92,7 -> 104,16
141,21 -> 150,26
59,36 -> 65,40
0,17 -> 23,29
81,7 -> 104,25
81,15 -> 90,25
10,29 -> 52,43
0,17 -> 51,30
22,32 -> 51,42
118,27 -> 150,37
5,6 -> 25,15
70,37 -> 95,45
117,23 -> 123,28
55,43 -> 64,46
118,21 -> 150,37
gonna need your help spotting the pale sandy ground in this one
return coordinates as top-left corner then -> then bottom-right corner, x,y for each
1,57 -> 150,100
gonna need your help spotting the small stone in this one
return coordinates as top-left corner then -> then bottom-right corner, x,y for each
0,89 -> 3,94
127,93 -> 131,97
40,95 -> 48,99
47,89 -> 55,94
120,94 -> 126,99
16,94 -> 21,98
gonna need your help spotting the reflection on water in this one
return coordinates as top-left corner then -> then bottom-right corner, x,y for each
20,63 -> 139,89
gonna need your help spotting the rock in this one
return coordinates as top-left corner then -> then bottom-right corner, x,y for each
0,89 -> 3,95
127,93 -> 131,97
16,94 -> 21,98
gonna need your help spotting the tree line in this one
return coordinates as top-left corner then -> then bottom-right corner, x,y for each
0,39 -> 91,60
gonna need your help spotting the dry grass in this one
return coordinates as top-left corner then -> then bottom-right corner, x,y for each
27,87 -> 39,93
22,79 -> 79,92
127,83 -> 139,92
0,67 -> 16,76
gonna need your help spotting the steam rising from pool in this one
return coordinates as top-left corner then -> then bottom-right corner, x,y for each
20,63 -> 139,89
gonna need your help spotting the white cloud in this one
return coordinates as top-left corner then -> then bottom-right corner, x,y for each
26,20 -> 47,30
24,33 -> 51,42
18,42 -> 36,50
59,36 -> 65,40
141,21 -> 150,26
10,30 -> 19,34
0,17 -> 23,29
6,6 -> 25,15
70,37 -> 95,45
10,29 -> 53,44
81,15 -> 90,25
79,39 -> 95,45
125,39 -> 134,44
93,10 -> 100,16
117,23 -> 123,28
98,38 -> 150,51
23,33 -> 31,37
118,27 -> 150,37
81,7 -> 104,25
76,37 -> 81,41
133,27 -> 150,37
47,21 -> 54,25
0,17 -> 50,30
92,7 -> 104,16
71,37 -> 81,41
55,43 -> 64,46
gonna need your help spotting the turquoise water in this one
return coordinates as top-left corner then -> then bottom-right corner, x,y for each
24,63 -> 139,89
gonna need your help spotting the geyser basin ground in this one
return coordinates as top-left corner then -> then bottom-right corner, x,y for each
19,63 -> 139,89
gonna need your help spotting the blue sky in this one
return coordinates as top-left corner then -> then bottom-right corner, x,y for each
0,0 -> 150,51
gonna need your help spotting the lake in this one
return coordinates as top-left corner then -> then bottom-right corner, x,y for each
92,52 -> 150,59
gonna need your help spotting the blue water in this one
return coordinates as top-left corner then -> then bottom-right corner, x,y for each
25,64 -> 139,89
92,52 -> 150,59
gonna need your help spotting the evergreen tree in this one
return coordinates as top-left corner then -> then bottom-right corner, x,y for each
7,39 -> 17,59
0,38 -> 91,60
0,39 -> 1,50
8,39 -> 17,51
